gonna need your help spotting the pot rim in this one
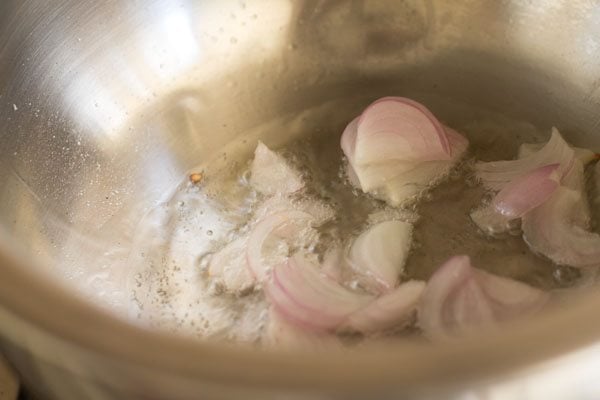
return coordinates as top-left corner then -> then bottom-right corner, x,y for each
0,229 -> 598,391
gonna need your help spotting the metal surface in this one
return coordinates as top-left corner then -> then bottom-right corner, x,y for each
0,355 -> 18,400
1,0 -> 600,399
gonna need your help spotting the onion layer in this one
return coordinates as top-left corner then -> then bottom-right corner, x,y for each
354,97 -> 451,164
265,255 -> 374,331
246,211 -> 314,281
418,256 -> 549,338
493,163 -> 560,218
208,236 -> 255,294
347,220 -> 413,291
522,187 -> 600,268
519,141 -> 596,165
475,128 -> 575,191
470,164 -> 560,235
376,127 -> 469,206
251,142 -> 304,196
342,280 -> 425,333
341,98 -> 469,207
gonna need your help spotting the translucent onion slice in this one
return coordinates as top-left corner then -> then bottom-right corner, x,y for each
418,256 -> 549,338
493,163 -> 560,218
470,164 -> 560,234
208,236 -> 255,294
475,128 -> 575,190
519,141 -> 596,165
342,280 -> 425,333
341,116 -> 418,191
354,97 -> 451,164
321,247 -> 345,282
469,206 -> 519,236
246,211 -> 314,281
347,220 -> 413,291
340,117 -> 359,165
377,128 -> 469,206
522,187 -> 600,268
562,159 -> 586,192
265,255 -> 374,331
341,113 -> 469,207
251,142 -> 304,196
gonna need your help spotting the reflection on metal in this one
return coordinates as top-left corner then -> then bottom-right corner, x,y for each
0,355 -> 18,400
0,0 -> 600,399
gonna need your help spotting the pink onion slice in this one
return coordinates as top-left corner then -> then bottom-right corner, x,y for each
475,128 -> 575,191
246,211 -> 314,282
341,116 -> 418,191
347,220 -> 413,291
471,163 -> 560,236
492,163 -> 560,218
265,255 -> 374,331
208,236 -> 255,294
339,97 -> 468,206
342,280 -> 425,333
418,255 -> 549,338
522,187 -> 600,268
340,107 -> 469,207
354,97 -> 451,164
378,127 -> 469,206
251,142 -> 304,196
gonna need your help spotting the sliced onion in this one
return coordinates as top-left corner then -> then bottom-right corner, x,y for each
340,117 -> 363,187
354,97 -> 451,164
519,141 -> 596,165
321,247 -> 345,282
246,211 -> 314,281
418,256 -> 472,337
340,117 -> 359,164
470,205 -> 518,236
376,126 -> 469,206
340,107 -> 469,207
265,255 -> 374,331
418,255 -> 549,338
522,187 -> 600,268
342,280 -> 425,333
476,128 -> 575,190
475,270 -> 551,318
470,164 -> 561,236
493,163 -> 560,218
347,220 -> 413,291
341,116 -> 417,191
251,142 -> 304,196
339,97 -> 468,206
444,126 -> 470,155
562,159 -> 586,192
208,236 -> 255,294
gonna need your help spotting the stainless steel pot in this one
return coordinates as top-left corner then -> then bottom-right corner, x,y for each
2,1 -> 600,399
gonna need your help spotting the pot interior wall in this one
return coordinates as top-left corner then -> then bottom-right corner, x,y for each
1,0 -> 599,321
